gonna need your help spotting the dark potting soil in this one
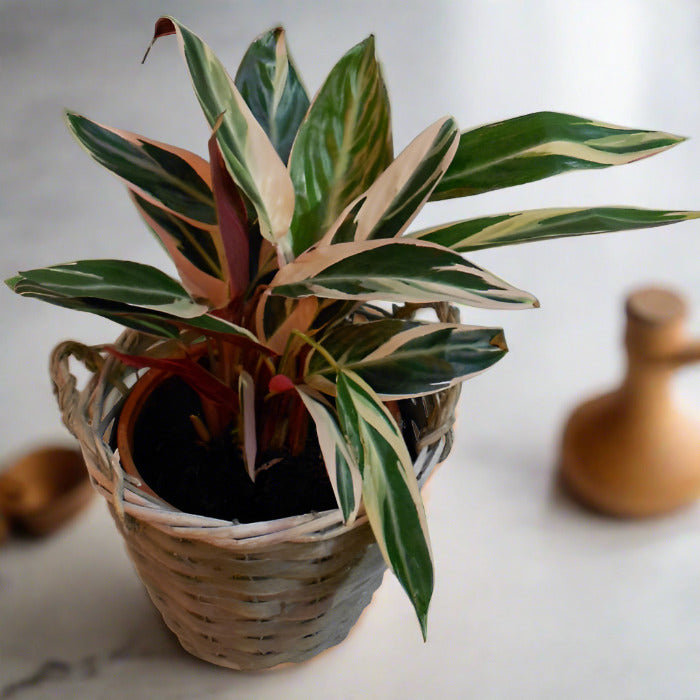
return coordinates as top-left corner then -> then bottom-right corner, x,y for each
130,376 -> 337,523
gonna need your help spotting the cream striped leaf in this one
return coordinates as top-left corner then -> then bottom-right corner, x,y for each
234,27 -> 310,164
409,206 -> 700,252
65,111 -> 215,224
306,320 -> 507,399
296,386 -> 362,524
270,238 -> 538,309
321,116 -> 459,245
17,260 -> 208,318
253,292 -> 320,354
336,369 -> 433,638
130,191 -> 230,309
431,112 -> 685,200
147,17 -> 295,257
6,276 -> 256,340
288,35 -> 393,257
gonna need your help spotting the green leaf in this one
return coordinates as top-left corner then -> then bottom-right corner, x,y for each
306,320 -> 507,398
65,111 -> 216,224
323,116 -> 459,245
288,35 -> 393,257
296,386 -> 362,524
147,17 -> 295,257
410,206 -> 700,252
270,238 -> 538,309
18,260 -> 207,317
130,191 -> 230,308
7,275 -> 254,339
336,369 -> 433,638
431,112 -> 686,200
234,27 -> 310,164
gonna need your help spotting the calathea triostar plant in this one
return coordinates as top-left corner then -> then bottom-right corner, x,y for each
7,16 -> 697,636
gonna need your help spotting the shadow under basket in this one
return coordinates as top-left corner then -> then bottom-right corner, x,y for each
50,327 -> 459,671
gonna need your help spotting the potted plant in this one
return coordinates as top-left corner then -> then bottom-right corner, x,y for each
7,16 -> 697,670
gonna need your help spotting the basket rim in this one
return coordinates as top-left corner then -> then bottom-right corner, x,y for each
53,318 -> 458,548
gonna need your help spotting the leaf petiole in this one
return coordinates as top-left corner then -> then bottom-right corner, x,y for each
290,329 -> 338,371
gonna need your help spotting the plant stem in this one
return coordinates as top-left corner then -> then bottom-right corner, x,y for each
290,329 -> 338,371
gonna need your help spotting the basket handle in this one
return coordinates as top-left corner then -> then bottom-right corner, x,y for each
50,341 -> 105,439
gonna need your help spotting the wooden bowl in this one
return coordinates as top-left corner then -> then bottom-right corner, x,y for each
0,446 -> 93,535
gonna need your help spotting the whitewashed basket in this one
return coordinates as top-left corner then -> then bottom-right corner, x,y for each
50,314 -> 459,670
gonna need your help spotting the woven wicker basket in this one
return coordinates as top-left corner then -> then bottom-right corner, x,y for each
49,307 -> 460,671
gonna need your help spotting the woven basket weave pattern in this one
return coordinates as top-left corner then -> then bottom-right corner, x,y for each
50,306 -> 459,670
120,515 -> 384,667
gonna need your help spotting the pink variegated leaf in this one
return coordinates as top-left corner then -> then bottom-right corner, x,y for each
129,190 -> 230,309
253,288 -> 319,354
270,238 -> 538,310
238,370 -> 257,481
66,111 -> 215,224
146,17 -> 296,260
257,293 -> 319,354
321,117 -> 459,246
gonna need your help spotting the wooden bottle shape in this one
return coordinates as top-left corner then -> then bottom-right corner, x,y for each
560,288 -> 700,517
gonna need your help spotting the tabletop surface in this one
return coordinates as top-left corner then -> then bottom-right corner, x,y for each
1,2 -> 699,698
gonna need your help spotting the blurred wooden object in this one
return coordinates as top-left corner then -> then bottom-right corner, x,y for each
561,287 -> 700,517
0,511 -> 8,544
0,446 -> 93,536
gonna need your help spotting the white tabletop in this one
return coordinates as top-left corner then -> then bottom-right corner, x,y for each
1,1 -> 699,698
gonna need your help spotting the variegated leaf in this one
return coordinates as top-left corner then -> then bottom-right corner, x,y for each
130,191 -> 230,309
410,206 -> 700,252
234,27 -> 310,164
6,276 -> 255,340
306,320 -> 507,398
296,386 -> 362,524
65,111 -> 215,224
262,294 -> 319,355
253,292 -> 319,353
336,369 -> 432,638
239,370 -> 257,481
308,299 -> 363,336
147,17 -> 295,257
321,117 -> 459,245
288,35 -> 393,257
17,260 -> 207,317
270,238 -> 538,309
431,112 -> 685,200
256,293 -> 294,345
